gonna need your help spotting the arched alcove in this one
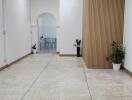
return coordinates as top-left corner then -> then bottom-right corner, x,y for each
37,13 -> 57,53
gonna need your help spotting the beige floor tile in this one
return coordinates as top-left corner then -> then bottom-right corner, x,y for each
0,54 -> 131,100
0,95 -> 22,100
92,96 -> 123,100
23,81 -> 91,100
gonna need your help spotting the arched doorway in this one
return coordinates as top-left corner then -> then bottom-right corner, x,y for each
37,13 -> 57,53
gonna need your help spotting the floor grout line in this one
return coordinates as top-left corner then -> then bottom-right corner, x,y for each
20,54 -> 55,100
79,58 -> 93,100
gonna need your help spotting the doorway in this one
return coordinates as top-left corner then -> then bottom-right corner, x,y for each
37,13 -> 57,53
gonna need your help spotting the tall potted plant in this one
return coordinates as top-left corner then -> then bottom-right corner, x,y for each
106,41 -> 125,71
76,39 -> 81,57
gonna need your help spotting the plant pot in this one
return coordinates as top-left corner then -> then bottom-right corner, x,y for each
33,49 -> 37,54
77,47 -> 81,57
112,63 -> 121,72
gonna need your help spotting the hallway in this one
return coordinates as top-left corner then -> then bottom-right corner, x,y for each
0,54 -> 132,100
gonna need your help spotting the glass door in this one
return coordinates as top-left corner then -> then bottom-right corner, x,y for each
38,13 -> 57,53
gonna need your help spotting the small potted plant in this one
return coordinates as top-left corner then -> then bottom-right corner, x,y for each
106,41 -> 125,71
32,44 -> 37,54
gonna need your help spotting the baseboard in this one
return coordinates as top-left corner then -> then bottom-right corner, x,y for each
0,53 -> 32,71
59,54 -> 76,57
124,68 -> 132,77
0,65 -> 8,71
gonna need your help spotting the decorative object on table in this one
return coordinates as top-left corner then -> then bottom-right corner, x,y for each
75,39 -> 81,57
106,41 -> 125,71
32,44 -> 37,54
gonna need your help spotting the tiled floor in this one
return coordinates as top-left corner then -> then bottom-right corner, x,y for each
0,54 -> 132,100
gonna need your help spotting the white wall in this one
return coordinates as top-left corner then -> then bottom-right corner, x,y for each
0,0 -> 5,67
30,0 -> 60,52
3,0 -> 31,64
59,0 -> 83,55
124,0 -> 132,72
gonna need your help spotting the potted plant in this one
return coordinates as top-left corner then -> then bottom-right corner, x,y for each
32,44 -> 37,54
106,41 -> 125,71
